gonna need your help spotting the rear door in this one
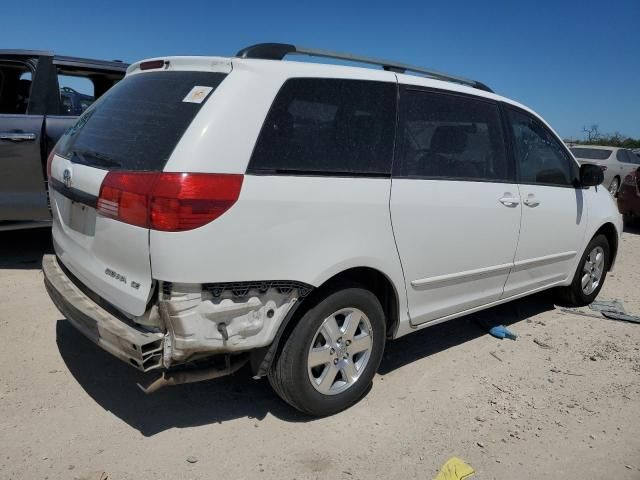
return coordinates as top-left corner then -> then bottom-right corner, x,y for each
0,54 -> 49,221
502,107 -> 587,297
390,88 -> 521,325
49,69 -> 227,315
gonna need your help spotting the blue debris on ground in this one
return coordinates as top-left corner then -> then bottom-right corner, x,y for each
488,324 -> 518,340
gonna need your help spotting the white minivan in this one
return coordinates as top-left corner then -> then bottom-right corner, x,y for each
43,43 -> 622,416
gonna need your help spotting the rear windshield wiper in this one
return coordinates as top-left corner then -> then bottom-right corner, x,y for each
72,149 -> 122,169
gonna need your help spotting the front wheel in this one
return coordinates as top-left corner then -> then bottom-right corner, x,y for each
268,287 -> 386,416
556,234 -> 610,306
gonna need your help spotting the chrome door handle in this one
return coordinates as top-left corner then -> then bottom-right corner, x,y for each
499,194 -> 520,207
0,132 -> 37,142
523,194 -> 540,207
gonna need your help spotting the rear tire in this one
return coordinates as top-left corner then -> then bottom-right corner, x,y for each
268,287 -> 385,416
556,234 -> 609,307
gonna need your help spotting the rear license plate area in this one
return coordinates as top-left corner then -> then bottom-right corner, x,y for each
68,201 -> 96,235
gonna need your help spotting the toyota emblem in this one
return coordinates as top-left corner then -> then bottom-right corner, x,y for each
63,168 -> 72,188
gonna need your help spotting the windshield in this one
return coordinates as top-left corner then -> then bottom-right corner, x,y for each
56,71 -> 227,171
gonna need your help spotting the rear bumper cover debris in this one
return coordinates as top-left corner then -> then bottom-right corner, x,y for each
42,254 -> 164,372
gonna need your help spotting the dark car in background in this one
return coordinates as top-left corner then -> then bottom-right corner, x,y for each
60,86 -> 95,116
0,50 -> 127,231
617,167 -> 640,223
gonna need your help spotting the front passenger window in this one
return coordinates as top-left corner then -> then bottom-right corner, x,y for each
508,108 -> 576,187
509,109 -> 577,187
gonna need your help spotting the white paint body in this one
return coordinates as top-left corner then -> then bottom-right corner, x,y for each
49,55 -> 623,355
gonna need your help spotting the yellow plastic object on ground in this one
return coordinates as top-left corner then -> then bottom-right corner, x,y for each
434,457 -> 475,480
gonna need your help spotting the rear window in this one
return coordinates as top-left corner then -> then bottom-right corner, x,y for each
569,147 -> 612,160
56,71 -> 226,171
248,78 -> 397,176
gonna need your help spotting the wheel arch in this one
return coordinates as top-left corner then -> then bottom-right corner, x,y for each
594,222 -> 619,270
251,266 -> 400,377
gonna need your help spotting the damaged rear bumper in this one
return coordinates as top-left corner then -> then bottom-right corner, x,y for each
42,254 -> 164,372
43,254 -> 313,379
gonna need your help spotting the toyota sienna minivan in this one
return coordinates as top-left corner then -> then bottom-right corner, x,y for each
43,43 -> 622,416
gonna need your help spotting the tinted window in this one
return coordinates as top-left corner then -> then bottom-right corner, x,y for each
394,90 -> 510,181
617,149 -> 640,164
627,151 -> 640,165
0,64 -> 32,114
508,108 -> 576,187
570,147 -> 612,160
248,78 -> 396,175
56,71 -> 226,171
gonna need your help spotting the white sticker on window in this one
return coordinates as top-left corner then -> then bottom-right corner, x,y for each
182,86 -> 214,104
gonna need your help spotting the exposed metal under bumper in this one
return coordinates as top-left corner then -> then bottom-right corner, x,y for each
42,254 -> 164,371
137,355 -> 249,394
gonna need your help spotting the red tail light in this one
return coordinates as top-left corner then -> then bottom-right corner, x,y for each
97,172 -> 244,231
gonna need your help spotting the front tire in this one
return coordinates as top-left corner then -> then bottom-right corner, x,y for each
268,287 -> 386,416
556,234 -> 610,306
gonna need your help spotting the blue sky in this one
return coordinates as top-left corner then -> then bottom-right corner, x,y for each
3,0 -> 639,139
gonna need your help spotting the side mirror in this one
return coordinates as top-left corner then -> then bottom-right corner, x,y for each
580,164 -> 604,187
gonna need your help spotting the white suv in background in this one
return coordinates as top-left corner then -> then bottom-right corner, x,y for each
43,43 -> 622,416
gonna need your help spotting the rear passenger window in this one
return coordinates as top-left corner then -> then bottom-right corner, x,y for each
248,78 -> 396,176
508,108 -> 577,187
394,89 -> 510,181
0,64 -> 33,114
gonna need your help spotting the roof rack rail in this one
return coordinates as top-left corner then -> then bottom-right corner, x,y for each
235,43 -> 493,93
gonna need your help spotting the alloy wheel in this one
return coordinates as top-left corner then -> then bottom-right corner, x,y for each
581,246 -> 605,295
609,178 -> 619,196
307,308 -> 373,395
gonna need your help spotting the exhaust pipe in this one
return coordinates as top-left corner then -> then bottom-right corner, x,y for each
137,355 -> 248,394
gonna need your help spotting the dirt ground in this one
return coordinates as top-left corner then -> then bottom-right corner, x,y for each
1,225 -> 639,480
